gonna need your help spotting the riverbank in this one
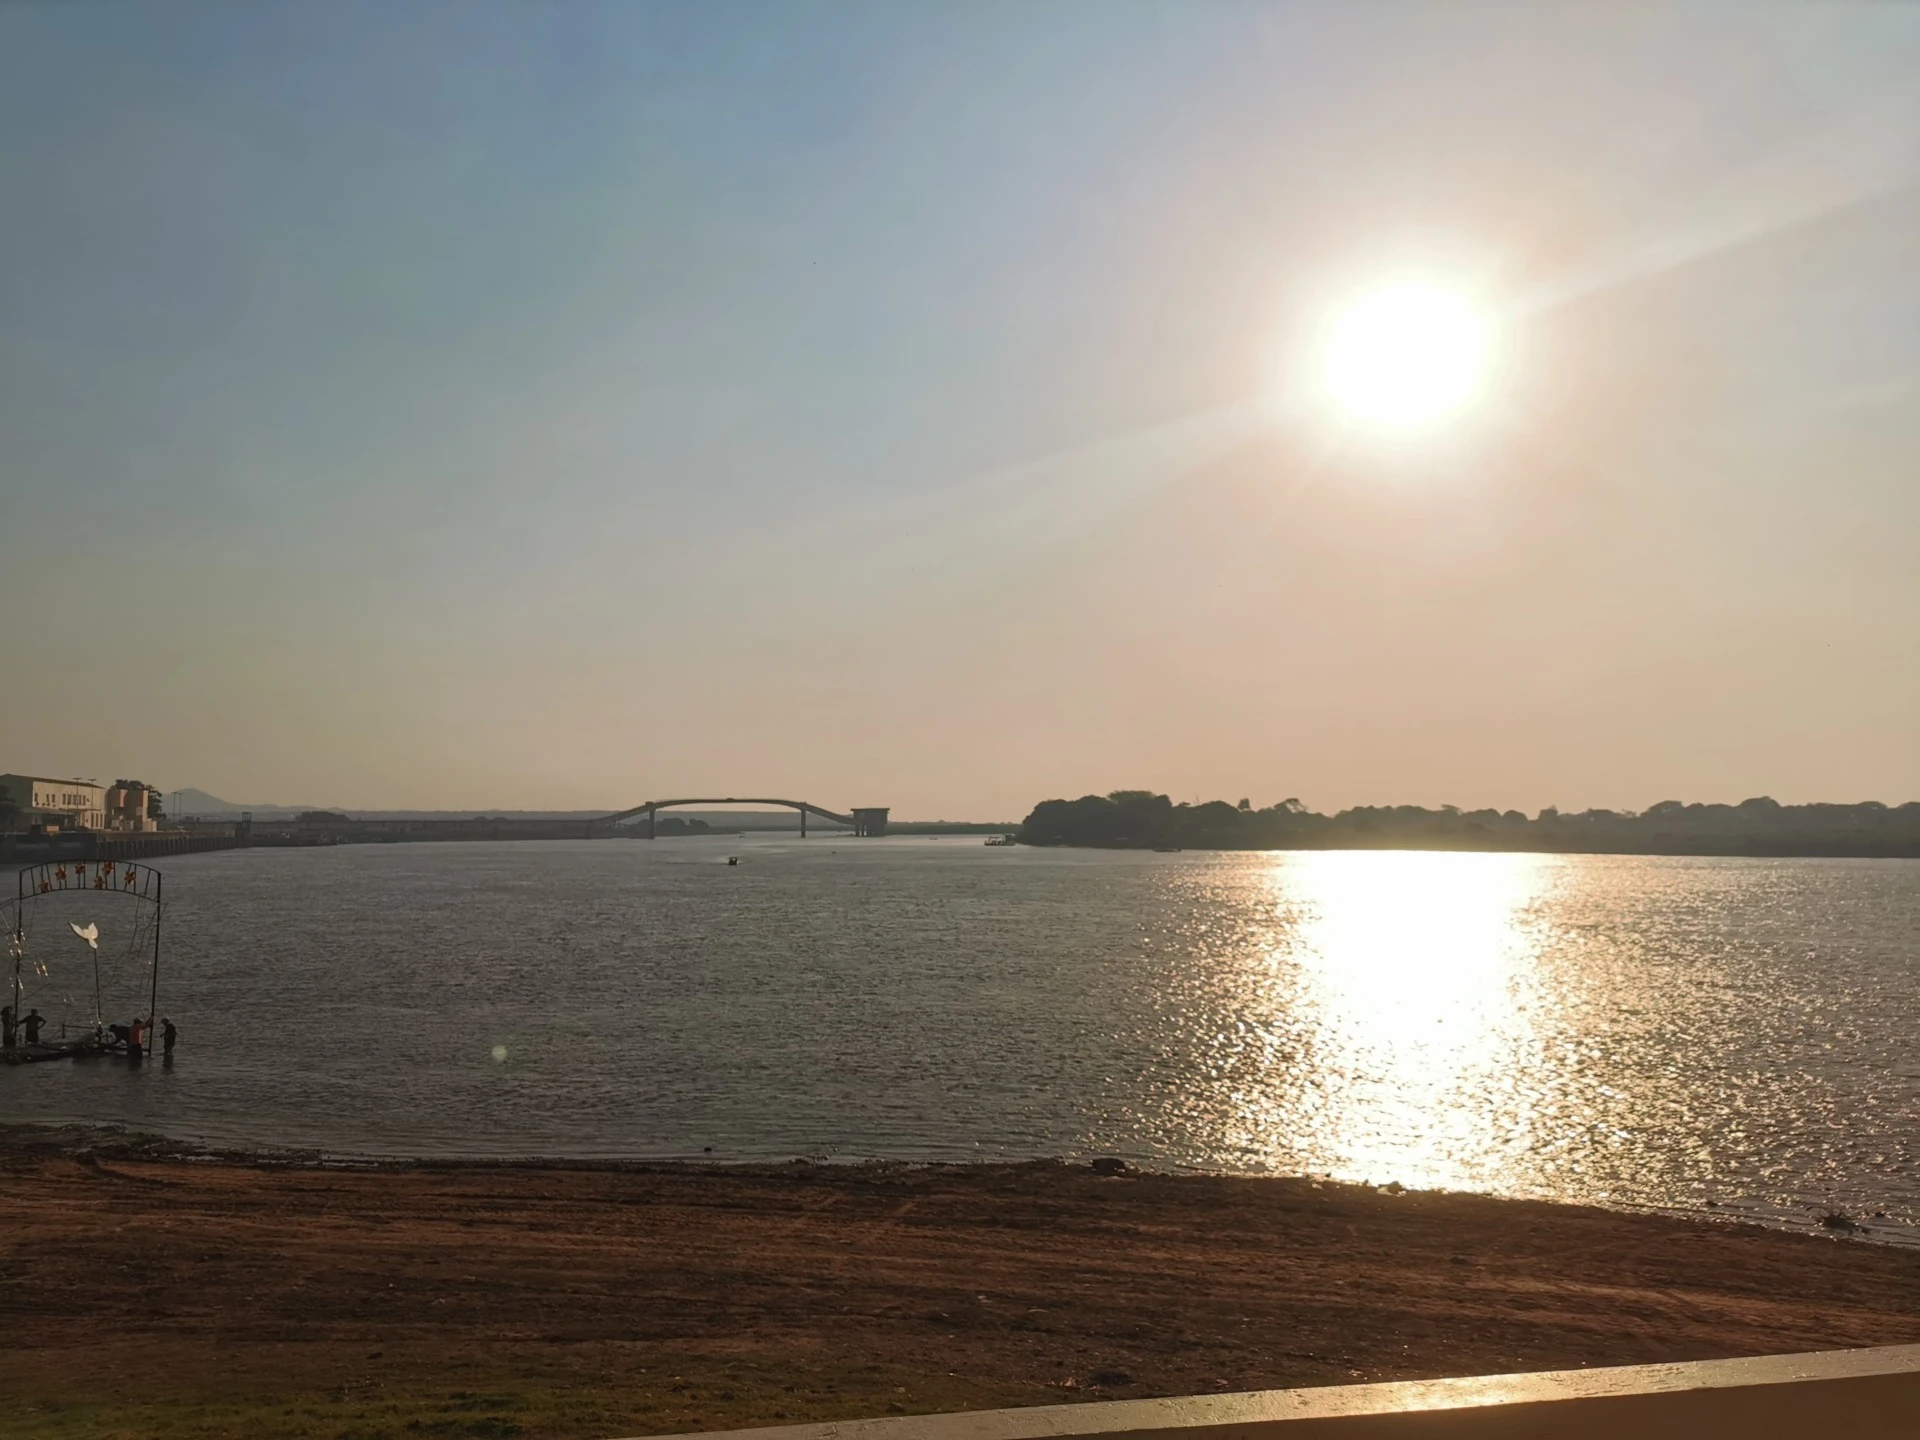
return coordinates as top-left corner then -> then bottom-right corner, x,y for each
5,1128 -> 1920,1439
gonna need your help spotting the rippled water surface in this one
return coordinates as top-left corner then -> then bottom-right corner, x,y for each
5,840 -> 1917,1236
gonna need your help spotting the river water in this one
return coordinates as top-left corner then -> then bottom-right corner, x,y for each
4,839 -> 1917,1239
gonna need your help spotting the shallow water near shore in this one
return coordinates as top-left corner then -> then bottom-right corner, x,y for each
4,840 -> 1917,1240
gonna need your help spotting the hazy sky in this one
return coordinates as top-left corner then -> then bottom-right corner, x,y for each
3,2 -> 1916,817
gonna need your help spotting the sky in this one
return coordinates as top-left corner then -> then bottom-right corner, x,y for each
2,1 -> 1916,819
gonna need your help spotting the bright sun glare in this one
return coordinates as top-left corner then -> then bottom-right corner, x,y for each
1319,282 -> 1493,432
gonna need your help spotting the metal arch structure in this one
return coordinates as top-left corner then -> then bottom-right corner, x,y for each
12,859 -> 164,1055
599,797 -> 890,838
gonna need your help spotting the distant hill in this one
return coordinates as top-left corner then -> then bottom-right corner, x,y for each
170,788 -> 310,818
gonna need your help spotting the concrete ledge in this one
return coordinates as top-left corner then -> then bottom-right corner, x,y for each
629,1344 -> 1920,1440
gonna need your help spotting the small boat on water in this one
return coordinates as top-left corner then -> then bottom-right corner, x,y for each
2,1034 -> 108,1066
984,835 -> 1018,846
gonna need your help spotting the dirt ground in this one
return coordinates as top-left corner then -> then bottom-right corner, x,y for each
5,1130 -> 1920,1440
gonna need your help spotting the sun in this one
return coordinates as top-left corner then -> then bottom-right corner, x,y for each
1318,282 -> 1493,431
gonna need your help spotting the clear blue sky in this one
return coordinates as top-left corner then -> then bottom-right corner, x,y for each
3,2 -> 1916,815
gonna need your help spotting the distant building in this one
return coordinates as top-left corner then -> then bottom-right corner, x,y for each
0,774 -> 108,832
105,780 -> 161,832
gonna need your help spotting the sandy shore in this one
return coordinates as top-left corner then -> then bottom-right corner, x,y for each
5,1127 -> 1920,1440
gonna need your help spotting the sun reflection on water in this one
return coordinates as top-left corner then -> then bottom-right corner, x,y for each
1188,851 -> 1564,1192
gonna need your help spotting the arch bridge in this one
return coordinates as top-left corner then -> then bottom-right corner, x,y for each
600,798 -> 889,838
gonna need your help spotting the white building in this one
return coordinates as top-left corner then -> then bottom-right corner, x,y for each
0,774 -> 107,832
105,780 -> 159,832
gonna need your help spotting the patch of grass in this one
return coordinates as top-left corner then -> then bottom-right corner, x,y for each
0,1362 -> 1038,1440
1,1391 -> 537,1440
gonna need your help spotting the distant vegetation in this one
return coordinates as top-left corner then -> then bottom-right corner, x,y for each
1018,791 -> 1920,857
651,816 -> 716,836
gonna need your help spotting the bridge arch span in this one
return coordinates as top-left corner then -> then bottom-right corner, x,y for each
600,798 -> 888,837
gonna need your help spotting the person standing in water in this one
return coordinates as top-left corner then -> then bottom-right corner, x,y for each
23,1009 -> 44,1045
128,1016 -> 145,1062
162,1017 -> 177,1059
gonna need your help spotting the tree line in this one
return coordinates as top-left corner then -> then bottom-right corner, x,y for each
1016,791 -> 1920,857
